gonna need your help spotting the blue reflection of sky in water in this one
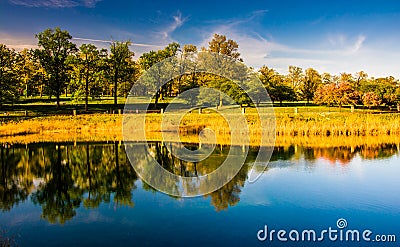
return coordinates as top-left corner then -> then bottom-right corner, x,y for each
1,146 -> 399,247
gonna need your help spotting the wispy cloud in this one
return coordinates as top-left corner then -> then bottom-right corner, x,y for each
9,0 -> 102,8
351,35 -> 366,53
327,33 -> 365,53
159,11 -> 187,40
228,32 -> 369,74
196,11 -> 375,76
204,9 -> 268,27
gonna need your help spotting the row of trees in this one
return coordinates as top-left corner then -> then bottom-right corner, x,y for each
0,28 -> 138,110
1,27 -> 400,110
260,66 -> 400,107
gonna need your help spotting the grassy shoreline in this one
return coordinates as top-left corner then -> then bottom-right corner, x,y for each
1,112 -> 400,146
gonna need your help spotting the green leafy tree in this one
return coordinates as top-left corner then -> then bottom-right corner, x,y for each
321,72 -> 333,85
0,44 -> 21,108
197,76 -> 234,107
298,68 -> 322,103
339,72 -> 354,84
395,87 -> 400,106
73,44 -> 106,111
271,84 -> 296,106
173,44 -> 198,94
287,65 -> 304,91
202,34 -> 243,107
139,42 -> 180,108
360,76 -> 399,106
354,71 -> 368,89
207,34 -> 240,59
16,48 -> 45,97
109,41 -> 135,107
246,71 -> 270,106
34,27 -> 77,108
259,66 -> 296,106
376,77 -> 399,106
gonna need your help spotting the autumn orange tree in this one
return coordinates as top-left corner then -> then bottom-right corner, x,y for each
314,82 -> 359,108
362,92 -> 381,108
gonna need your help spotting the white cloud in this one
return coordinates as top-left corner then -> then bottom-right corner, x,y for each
8,0 -> 102,8
203,9 -> 268,28
351,35 -> 365,53
199,24 -> 399,77
327,33 -> 365,54
193,11 -> 398,77
159,11 -> 187,40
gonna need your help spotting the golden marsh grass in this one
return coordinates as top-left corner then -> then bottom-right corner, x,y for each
1,111 -> 400,147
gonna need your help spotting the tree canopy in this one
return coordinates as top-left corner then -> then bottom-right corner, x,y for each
0,28 -> 399,110
34,27 -> 77,108
0,44 -> 21,108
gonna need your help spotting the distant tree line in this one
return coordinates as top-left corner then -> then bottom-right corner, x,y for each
1,27 -> 400,110
260,66 -> 400,108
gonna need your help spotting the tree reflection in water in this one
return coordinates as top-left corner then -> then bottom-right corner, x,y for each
0,141 -> 399,221
0,142 -> 138,224
30,144 -> 81,224
0,143 -> 33,211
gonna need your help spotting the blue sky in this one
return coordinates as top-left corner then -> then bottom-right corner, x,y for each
1,0 -> 400,77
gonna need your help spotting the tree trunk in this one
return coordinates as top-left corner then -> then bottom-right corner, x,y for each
113,68 -> 118,107
191,72 -> 197,88
154,91 -> 160,109
177,75 -> 183,94
85,71 -> 89,112
56,93 -> 60,109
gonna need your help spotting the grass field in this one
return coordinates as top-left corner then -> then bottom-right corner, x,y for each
1,96 -> 397,116
1,105 -> 400,145
2,97 -> 399,146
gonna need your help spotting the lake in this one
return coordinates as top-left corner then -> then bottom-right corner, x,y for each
0,141 -> 399,246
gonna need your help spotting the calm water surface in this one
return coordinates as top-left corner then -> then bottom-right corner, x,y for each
0,142 -> 399,246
